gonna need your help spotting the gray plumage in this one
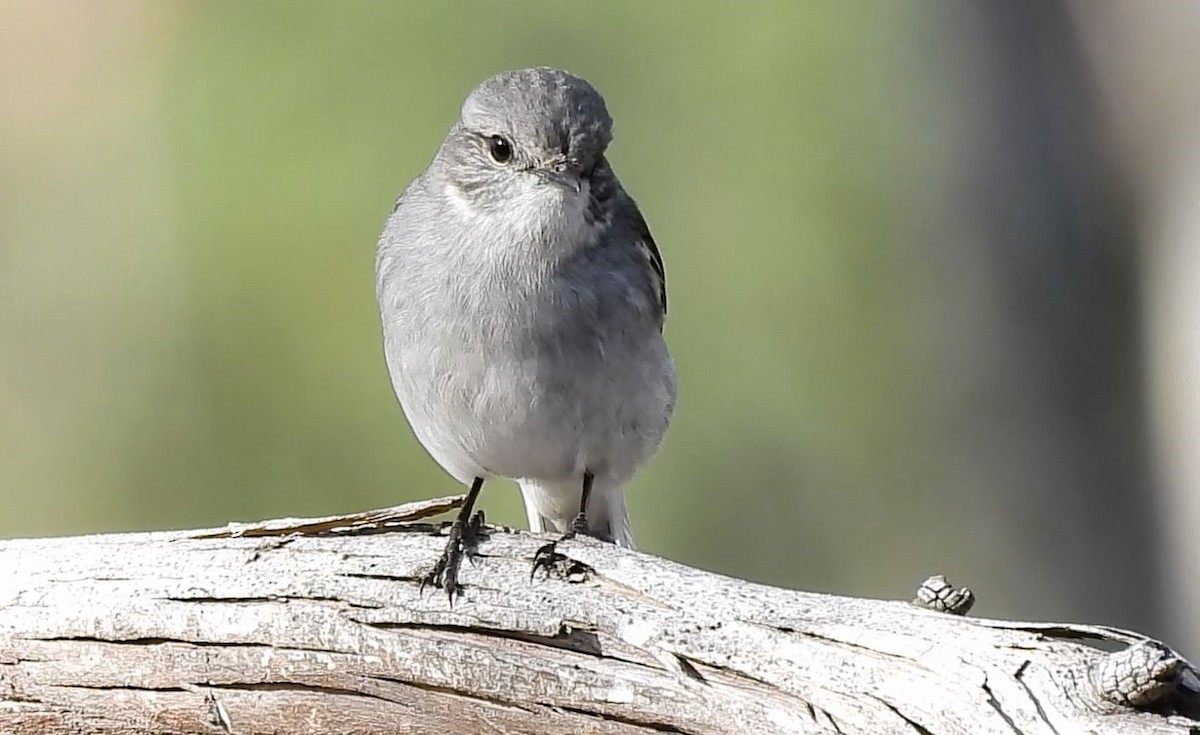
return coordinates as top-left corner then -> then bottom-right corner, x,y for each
375,67 -> 676,549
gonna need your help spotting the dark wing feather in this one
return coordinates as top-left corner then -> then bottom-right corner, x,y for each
588,158 -> 667,329
630,208 -> 667,326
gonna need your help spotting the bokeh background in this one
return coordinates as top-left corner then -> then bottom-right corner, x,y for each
3,2 -> 1198,658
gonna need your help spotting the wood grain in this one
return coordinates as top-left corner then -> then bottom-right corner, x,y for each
1,498 -> 1196,734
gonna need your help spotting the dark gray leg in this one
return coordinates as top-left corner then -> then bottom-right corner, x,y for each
422,476 -> 484,603
531,471 -> 595,579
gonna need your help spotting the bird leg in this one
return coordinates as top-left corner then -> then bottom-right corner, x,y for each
531,471 -> 594,578
421,476 -> 485,604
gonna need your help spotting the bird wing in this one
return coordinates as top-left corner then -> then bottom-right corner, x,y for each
630,207 -> 667,328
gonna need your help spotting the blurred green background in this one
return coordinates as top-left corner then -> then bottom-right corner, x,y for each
4,2 -> 1199,658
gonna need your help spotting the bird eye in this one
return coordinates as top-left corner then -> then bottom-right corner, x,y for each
487,135 -> 512,164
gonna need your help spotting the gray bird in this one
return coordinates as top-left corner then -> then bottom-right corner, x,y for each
375,67 -> 676,598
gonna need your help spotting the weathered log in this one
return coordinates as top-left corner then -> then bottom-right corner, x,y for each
1,497 -> 1196,734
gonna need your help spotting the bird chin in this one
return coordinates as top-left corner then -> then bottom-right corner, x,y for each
514,175 -> 588,217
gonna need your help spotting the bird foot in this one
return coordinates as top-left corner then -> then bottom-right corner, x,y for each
530,513 -> 594,581
421,510 -> 486,604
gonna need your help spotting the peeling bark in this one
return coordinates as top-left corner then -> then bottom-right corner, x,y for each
0,498 -> 1196,734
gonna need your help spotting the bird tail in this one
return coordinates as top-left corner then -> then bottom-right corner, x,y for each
518,478 -> 635,549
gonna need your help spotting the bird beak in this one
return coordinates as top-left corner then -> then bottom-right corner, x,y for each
536,162 -> 583,193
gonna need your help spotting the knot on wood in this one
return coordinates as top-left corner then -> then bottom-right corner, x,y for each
1091,640 -> 1189,709
911,574 -> 975,615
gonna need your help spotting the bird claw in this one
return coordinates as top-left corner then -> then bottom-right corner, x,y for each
530,539 -> 567,581
464,510 -> 486,567
530,509 -> 600,581
420,510 -> 485,604
530,523 -> 582,582
530,531 -> 598,584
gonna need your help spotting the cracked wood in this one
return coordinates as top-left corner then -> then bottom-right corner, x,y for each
0,499 -> 1196,734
